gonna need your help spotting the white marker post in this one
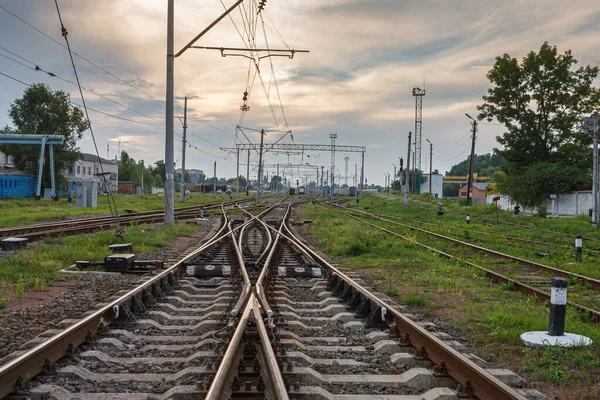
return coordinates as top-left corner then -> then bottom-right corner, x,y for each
575,234 -> 583,263
521,277 -> 592,347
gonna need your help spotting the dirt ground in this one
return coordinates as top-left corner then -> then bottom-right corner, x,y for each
0,219 -> 217,362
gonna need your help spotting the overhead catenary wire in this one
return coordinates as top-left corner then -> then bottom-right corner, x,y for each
0,4 -> 236,136
53,0 -> 123,237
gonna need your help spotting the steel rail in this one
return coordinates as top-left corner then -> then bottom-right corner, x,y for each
206,201 -> 290,400
0,200 -> 234,233
341,211 -> 600,324
251,296 -> 289,400
0,204 -> 233,398
0,200 -> 251,240
205,293 -> 254,400
373,211 -> 600,255
280,215 -> 528,400
336,204 -> 600,290
254,204 -> 291,320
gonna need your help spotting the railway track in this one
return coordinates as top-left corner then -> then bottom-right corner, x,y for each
367,211 -> 600,256
0,199 -> 545,399
326,202 -> 600,323
0,199 -> 255,242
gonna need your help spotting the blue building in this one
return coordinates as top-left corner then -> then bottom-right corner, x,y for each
0,175 -> 36,198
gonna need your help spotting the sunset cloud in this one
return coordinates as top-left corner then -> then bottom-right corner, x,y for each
0,0 -> 598,184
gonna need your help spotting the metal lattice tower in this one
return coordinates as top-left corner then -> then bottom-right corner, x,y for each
412,87 -> 426,173
344,157 -> 349,186
330,133 -> 337,195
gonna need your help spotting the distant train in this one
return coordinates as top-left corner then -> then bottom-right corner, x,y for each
297,186 -> 305,194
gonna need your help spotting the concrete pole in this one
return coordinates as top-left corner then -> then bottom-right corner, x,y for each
276,163 -> 280,196
164,0 -> 175,224
213,161 -> 216,199
246,149 -> 250,193
180,96 -> 187,202
257,129 -> 265,201
466,118 -> 478,206
321,166 -> 324,196
429,141 -> 433,195
405,132 -> 411,193
141,160 -> 144,196
360,151 -> 365,198
236,148 -> 240,195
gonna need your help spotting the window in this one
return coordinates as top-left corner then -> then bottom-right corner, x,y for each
77,166 -> 80,174
88,167 -> 91,175
95,168 -> 99,174
68,167 -> 73,174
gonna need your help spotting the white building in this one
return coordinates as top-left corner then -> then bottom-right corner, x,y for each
66,153 -> 118,193
419,171 -> 443,198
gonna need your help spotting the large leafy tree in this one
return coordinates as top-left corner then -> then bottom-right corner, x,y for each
477,43 -> 600,206
0,84 -> 88,189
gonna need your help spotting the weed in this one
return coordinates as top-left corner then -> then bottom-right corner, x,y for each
403,293 -> 426,306
16,275 -> 25,297
0,297 -> 7,308
33,277 -> 47,292
499,281 -> 515,291
383,289 -> 400,296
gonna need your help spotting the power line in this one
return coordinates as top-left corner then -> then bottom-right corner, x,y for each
0,70 -> 32,87
0,3 -> 237,135
54,0 -> 123,236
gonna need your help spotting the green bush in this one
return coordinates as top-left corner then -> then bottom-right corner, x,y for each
536,204 -> 548,218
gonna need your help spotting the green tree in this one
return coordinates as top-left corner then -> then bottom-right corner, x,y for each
477,43 -> 600,206
446,153 -> 506,177
0,84 -> 89,190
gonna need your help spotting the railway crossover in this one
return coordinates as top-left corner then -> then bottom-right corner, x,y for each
0,199 -> 546,399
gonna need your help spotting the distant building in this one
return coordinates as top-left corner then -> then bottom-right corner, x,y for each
420,170 -> 443,198
0,150 -> 118,198
459,182 -> 488,199
176,168 -> 205,184
66,153 -> 118,193
118,181 -> 136,194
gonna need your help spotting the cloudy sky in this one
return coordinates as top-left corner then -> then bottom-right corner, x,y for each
1,0 -> 599,186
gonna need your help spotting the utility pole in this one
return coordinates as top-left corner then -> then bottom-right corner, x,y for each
140,160 -> 144,197
344,157 -> 349,186
354,163 -> 357,187
465,114 -> 478,206
321,166 -> 324,196
426,138 -> 432,195
213,161 -> 216,199
165,0 -> 175,224
330,133 -> 337,197
276,163 -> 280,196
585,111 -> 599,228
257,129 -> 265,201
179,96 -> 188,202
236,148 -> 240,195
360,151 -> 365,197
413,138 -> 417,193
405,131 -> 411,193
246,149 -> 250,193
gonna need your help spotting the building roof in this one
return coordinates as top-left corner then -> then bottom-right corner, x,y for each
82,153 -> 117,165
459,182 -> 489,191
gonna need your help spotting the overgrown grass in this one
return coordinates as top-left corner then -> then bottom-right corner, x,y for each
0,222 -> 198,287
0,192 -> 254,228
303,201 -> 600,397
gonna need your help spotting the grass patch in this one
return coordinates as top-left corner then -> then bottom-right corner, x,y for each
0,192 -> 254,228
402,293 -> 426,306
302,199 -> 600,397
0,222 -> 199,288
